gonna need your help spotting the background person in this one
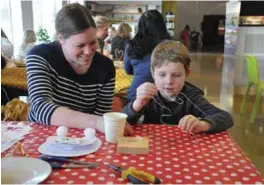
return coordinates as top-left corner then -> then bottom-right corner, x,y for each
104,26 -> 117,44
93,15 -> 110,53
17,30 -> 37,61
124,10 -> 172,102
1,29 -> 14,59
111,23 -> 132,60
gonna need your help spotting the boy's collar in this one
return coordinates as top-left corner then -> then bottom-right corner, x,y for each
159,91 -> 177,101
155,91 -> 180,104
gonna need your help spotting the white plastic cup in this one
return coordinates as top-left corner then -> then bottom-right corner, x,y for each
103,112 -> 127,143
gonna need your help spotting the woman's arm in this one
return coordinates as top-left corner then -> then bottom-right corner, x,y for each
26,52 -> 104,132
94,62 -> 115,116
51,107 -> 104,132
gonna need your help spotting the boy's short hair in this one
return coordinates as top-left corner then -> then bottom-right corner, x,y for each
151,40 -> 191,73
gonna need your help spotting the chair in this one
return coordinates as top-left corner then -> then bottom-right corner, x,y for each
240,55 -> 264,123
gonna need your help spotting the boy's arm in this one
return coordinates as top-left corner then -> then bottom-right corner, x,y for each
123,101 -> 145,124
191,95 -> 234,133
123,82 -> 157,124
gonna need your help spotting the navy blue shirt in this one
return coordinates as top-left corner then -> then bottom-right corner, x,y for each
124,46 -> 153,101
26,42 -> 115,125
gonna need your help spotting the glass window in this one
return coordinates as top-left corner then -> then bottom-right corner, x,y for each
1,0 -> 23,57
32,0 -> 62,43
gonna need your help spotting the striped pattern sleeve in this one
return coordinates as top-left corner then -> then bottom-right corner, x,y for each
26,55 -> 59,125
94,72 -> 115,116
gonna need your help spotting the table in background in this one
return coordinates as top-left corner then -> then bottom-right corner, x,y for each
1,67 -> 133,95
2,122 -> 263,184
1,67 -> 27,91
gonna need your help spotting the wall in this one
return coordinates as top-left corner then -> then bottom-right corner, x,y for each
96,1 -> 161,6
175,1 -> 226,38
21,1 -> 34,31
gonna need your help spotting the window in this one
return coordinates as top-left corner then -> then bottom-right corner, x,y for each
67,0 -> 84,5
32,0 -> 62,42
1,0 -> 23,57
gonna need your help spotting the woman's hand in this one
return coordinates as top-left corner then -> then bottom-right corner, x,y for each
178,115 -> 211,133
94,116 -> 134,136
124,123 -> 134,136
132,82 -> 157,112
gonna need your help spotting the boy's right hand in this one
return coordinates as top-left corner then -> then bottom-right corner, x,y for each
132,82 -> 158,112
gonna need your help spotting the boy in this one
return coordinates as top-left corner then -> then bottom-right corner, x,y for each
123,40 -> 233,133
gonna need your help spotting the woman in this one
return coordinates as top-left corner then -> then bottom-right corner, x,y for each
124,10 -> 171,101
111,23 -> 132,60
104,26 -> 117,44
93,15 -> 110,53
26,3 -> 133,134
1,29 -> 14,59
17,30 -> 36,61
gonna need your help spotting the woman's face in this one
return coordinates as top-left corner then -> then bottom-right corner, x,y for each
97,26 -> 108,39
108,28 -> 116,38
58,27 -> 98,67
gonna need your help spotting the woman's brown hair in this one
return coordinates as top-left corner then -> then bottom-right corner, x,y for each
117,23 -> 132,38
55,3 -> 96,39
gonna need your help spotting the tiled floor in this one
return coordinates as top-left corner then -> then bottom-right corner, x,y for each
187,52 -> 264,176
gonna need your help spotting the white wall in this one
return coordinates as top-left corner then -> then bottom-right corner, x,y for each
21,1 -> 34,31
97,1 -> 161,6
236,27 -> 264,56
175,1 -> 226,38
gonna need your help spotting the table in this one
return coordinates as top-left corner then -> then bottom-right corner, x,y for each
2,122 -> 263,184
114,68 -> 132,94
1,67 -> 132,95
1,67 -> 27,91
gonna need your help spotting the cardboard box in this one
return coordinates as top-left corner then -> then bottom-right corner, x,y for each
117,137 -> 149,155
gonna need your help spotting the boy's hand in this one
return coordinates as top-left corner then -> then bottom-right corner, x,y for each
132,82 -> 158,112
124,123 -> 134,136
178,115 -> 211,133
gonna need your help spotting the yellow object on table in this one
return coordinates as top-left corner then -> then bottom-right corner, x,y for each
1,66 -> 133,95
1,67 -> 27,90
115,68 -> 133,94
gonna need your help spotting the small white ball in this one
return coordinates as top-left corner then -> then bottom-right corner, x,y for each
56,126 -> 68,137
84,128 -> 95,140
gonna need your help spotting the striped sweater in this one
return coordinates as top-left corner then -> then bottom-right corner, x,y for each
26,42 -> 115,125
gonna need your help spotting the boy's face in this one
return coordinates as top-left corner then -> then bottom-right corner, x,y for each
153,62 -> 189,97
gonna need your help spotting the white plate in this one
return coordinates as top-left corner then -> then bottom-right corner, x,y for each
38,137 -> 102,157
1,157 -> 52,184
46,136 -> 97,146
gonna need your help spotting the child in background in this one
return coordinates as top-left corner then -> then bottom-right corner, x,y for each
123,40 -> 233,133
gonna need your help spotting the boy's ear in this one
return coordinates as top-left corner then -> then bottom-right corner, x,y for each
186,68 -> 191,77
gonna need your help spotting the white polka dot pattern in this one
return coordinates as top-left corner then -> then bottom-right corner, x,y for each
2,123 -> 263,184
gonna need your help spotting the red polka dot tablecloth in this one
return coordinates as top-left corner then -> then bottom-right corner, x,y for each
2,122 -> 264,184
